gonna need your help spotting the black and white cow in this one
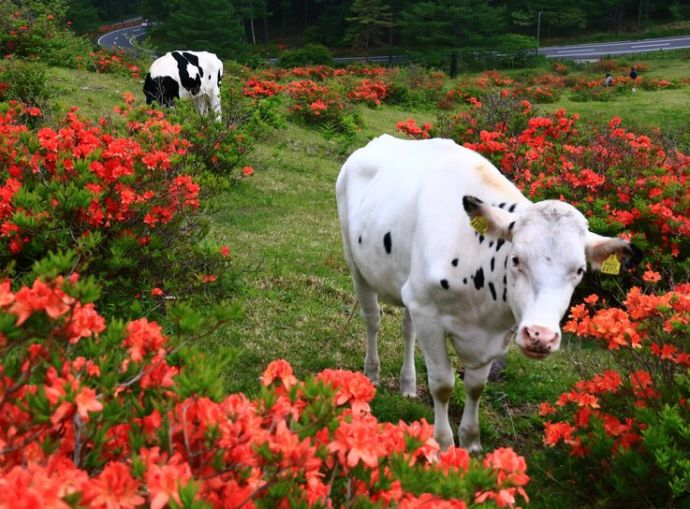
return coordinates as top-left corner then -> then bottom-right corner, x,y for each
143,50 -> 223,120
336,134 -> 640,452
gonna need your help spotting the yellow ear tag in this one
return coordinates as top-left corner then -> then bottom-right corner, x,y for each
471,216 -> 489,234
600,254 -> 621,275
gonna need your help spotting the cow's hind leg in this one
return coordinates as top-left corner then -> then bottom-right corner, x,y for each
352,271 -> 381,385
400,308 -> 417,398
458,362 -> 492,454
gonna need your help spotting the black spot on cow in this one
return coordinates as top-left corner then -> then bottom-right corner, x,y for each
502,287 -> 507,302
498,202 -> 506,209
504,257 -> 508,268
496,239 -> 505,252
217,70 -> 222,87
508,221 -> 515,231
489,282 -> 497,301
383,232 -> 392,254
143,74 -> 180,106
478,235 -> 485,244
452,258 -> 459,267
440,279 -> 449,290
463,278 -> 468,284
488,241 -> 494,248
358,236 -> 362,244
490,257 -> 495,272
508,203 -> 517,213
473,268 -> 484,290
171,52 -> 202,95
503,274 -> 507,285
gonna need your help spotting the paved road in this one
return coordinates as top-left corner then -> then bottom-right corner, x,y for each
99,25 -> 690,63
97,24 -> 148,50
539,35 -> 690,60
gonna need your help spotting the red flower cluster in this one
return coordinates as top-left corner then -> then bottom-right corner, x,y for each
284,79 -> 345,124
243,78 -> 284,98
74,50 -> 141,79
0,100 -> 197,257
0,276 -> 531,507
543,284 -> 690,460
396,118 -> 432,139
439,100 -> 690,262
348,79 -> 390,106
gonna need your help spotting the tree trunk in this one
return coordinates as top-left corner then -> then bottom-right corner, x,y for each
249,0 -> 256,45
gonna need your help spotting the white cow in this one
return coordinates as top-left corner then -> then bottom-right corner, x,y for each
143,50 -> 223,120
336,134 -> 640,452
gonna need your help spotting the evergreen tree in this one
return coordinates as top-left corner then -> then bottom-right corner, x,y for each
142,0 -> 170,22
66,0 -> 101,33
163,0 -> 246,57
344,0 -> 392,52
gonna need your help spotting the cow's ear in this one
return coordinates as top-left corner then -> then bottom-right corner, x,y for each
585,232 -> 643,271
462,196 -> 517,241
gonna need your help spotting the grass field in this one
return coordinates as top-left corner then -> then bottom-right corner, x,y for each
43,54 -> 690,507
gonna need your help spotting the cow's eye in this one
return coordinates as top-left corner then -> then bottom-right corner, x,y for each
576,267 -> 585,276
511,256 -> 520,267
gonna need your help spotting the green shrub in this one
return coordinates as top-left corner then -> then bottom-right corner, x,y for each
0,99 -> 230,318
278,43 -> 334,68
0,0 -> 92,68
0,61 -> 51,107
539,285 -> 690,508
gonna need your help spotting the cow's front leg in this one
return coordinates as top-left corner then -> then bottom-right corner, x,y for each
458,362 -> 492,454
209,92 -> 222,121
413,314 -> 454,449
352,273 -> 381,385
193,96 -> 208,117
400,308 -> 417,398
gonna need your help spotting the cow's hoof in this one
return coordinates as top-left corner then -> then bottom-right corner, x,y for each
400,380 -> 417,398
434,431 -> 455,451
465,443 -> 482,456
364,366 -> 380,385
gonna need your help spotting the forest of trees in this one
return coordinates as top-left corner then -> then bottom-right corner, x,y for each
65,0 -> 690,58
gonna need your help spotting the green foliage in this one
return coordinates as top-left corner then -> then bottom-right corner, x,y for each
0,61 -> 51,107
643,376 -> 690,504
0,0 -> 92,68
278,44 -> 334,68
156,0 -> 246,58
344,0 -> 393,51
64,0 -> 100,34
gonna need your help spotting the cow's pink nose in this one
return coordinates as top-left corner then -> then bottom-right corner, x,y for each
523,326 -> 559,351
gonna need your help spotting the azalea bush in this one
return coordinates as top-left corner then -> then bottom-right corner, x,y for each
0,60 -> 51,109
0,1 -> 92,68
0,97 -> 226,316
347,79 -> 390,107
0,274 -> 531,507
285,79 -> 354,132
431,97 -> 690,292
76,49 -> 142,79
538,284 -> 690,508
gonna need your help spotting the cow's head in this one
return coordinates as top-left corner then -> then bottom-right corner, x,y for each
463,196 -> 641,360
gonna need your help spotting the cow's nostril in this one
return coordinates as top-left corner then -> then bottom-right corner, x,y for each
525,326 -> 559,349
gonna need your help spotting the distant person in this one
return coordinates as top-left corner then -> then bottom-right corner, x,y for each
604,73 -> 613,87
629,66 -> 638,92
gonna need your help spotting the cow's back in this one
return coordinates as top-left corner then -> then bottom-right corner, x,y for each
148,51 -> 222,99
336,134 -> 525,306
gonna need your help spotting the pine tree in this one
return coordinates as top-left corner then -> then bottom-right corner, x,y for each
345,0 -> 393,52
163,0 -> 246,57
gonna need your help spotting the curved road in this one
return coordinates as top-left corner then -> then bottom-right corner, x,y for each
97,24 -> 149,50
99,25 -> 690,61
